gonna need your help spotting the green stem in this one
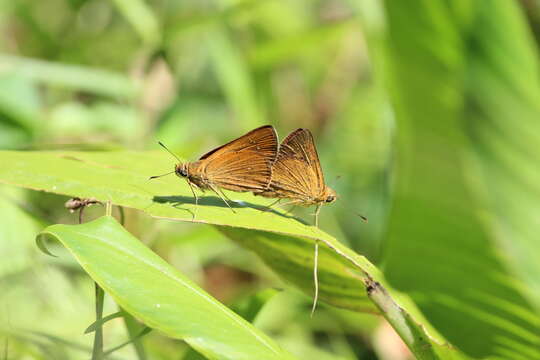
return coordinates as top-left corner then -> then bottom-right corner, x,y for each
120,308 -> 148,360
363,275 -> 439,360
91,283 -> 105,360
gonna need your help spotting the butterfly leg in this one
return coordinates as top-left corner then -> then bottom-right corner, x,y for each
261,198 -> 281,212
218,188 -> 238,214
218,188 -> 234,203
285,204 -> 297,216
209,184 -> 237,214
187,180 -> 199,221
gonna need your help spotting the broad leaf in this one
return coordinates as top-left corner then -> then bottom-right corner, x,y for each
1,149 -> 468,359
0,149 -> 375,311
381,0 -> 540,358
37,216 -> 296,360
464,0 -> 540,314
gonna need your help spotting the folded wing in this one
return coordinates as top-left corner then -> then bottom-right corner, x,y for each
260,128 -> 325,201
200,125 -> 278,192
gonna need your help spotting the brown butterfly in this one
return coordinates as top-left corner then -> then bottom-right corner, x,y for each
255,129 -> 337,316
256,128 -> 341,227
151,125 -> 278,215
256,128 -> 367,315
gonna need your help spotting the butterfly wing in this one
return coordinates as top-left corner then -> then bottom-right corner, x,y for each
198,125 -> 278,192
260,128 -> 325,201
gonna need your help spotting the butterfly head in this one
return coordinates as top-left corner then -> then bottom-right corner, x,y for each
175,163 -> 189,178
323,187 -> 337,203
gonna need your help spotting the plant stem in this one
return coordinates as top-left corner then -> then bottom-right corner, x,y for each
364,274 -> 440,359
91,283 -> 105,360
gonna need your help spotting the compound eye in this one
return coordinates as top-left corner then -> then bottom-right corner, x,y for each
326,195 -> 335,203
175,166 -> 188,177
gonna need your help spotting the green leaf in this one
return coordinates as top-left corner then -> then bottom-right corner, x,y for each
164,2 -> 260,42
111,0 -> 160,45
0,74 -> 41,148
0,55 -> 139,99
0,187 -> 44,276
231,289 -> 279,323
0,149 -> 467,359
121,310 -> 149,360
207,27 -> 265,131
47,101 -> 144,142
248,20 -> 355,70
0,74 -> 41,132
0,149 -> 375,311
84,311 -> 125,334
464,0 -> 540,315
380,0 -> 540,358
103,327 -> 151,357
37,216 -> 296,360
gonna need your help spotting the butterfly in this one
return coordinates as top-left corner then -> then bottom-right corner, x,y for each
255,128 -> 367,315
256,128 -> 338,227
151,125 -> 278,215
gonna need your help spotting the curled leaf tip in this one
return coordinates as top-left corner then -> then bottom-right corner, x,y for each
35,233 -> 58,257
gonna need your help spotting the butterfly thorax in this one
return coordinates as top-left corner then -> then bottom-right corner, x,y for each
175,162 -> 211,190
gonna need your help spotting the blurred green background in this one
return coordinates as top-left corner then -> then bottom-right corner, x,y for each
2,0 -> 540,359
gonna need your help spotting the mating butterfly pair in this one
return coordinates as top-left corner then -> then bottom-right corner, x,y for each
152,125 -> 338,227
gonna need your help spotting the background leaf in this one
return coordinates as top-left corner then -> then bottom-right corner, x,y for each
379,0 -> 540,358
111,0 -> 160,46
3,0 -> 540,358
0,186 -> 132,359
207,27 -> 265,131
0,55 -> 139,99
0,149 -> 376,310
0,149 -> 467,359
463,0 -> 540,314
37,216 -> 296,360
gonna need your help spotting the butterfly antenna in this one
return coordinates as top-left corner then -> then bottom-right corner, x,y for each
158,141 -> 182,163
329,175 -> 342,189
335,201 -> 368,223
149,171 -> 174,180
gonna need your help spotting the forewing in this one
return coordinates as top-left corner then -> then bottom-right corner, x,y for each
262,128 -> 325,200
199,125 -> 278,192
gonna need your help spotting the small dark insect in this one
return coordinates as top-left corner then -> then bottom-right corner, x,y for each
65,197 -> 102,224
150,125 -> 278,218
